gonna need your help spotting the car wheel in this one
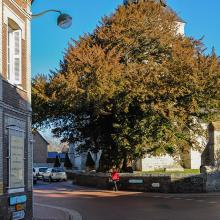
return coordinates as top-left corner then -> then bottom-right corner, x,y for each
42,177 -> 45,182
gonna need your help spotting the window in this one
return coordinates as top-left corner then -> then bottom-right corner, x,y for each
7,19 -> 22,85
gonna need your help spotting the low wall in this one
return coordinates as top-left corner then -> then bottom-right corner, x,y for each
205,171 -> 220,192
67,172 -> 213,193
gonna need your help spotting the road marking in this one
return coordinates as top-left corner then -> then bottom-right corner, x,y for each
208,201 -> 217,204
196,200 -> 205,202
174,198 -> 181,200
185,198 -> 193,201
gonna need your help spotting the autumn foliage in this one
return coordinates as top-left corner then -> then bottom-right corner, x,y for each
32,1 -> 220,170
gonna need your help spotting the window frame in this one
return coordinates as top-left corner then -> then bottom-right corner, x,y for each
7,20 -> 22,85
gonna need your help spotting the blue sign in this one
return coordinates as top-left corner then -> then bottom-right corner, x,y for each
129,179 -> 144,184
12,210 -> 25,220
10,195 -> 27,205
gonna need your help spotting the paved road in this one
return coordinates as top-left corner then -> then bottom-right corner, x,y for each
34,181 -> 220,220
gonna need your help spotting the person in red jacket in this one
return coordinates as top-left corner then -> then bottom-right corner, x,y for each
111,168 -> 120,191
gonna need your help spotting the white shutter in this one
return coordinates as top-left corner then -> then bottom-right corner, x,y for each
13,29 -> 22,84
7,28 -> 13,81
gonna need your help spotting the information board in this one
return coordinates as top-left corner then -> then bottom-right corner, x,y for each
10,136 -> 24,189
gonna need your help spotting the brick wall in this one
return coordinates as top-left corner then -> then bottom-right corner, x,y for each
0,0 -> 32,219
2,80 -> 28,110
1,111 -> 33,219
33,131 -> 48,164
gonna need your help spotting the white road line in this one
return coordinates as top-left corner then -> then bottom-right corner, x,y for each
150,195 -> 219,206
208,201 -> 217,204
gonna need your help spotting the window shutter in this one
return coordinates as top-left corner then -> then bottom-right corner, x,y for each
13,29 -> 22,84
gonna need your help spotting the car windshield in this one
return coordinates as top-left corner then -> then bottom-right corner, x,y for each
39,168 -> 48,172
53,168 -> 64,173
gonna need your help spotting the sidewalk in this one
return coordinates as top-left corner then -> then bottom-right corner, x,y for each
34,204 -> 68,220
34,203 -> 82,220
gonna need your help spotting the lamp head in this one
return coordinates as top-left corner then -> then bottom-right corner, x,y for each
57,13 -> 72,29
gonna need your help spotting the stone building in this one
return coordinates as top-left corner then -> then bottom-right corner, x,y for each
0,0 -> 32,219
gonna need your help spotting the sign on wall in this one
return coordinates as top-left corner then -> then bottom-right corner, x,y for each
10,135 -> 24,189
129,179 -> 144,184
12,210 -> 25,220
10,195 -> 27,205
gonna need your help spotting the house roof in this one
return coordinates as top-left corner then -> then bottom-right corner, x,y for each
33,130 -> 49,145
48,152 -> 66,159
48,152 -> 58,158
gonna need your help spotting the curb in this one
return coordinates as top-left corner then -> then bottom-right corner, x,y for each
34,203 -> 82,220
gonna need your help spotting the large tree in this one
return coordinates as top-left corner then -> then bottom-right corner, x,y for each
32,1 -> 220,170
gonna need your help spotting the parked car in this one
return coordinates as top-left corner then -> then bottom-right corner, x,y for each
42,168 -> 67,182
35,167 -> 48,179
33,168 -> 37,184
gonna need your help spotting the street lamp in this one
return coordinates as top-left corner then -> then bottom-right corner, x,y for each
32,10 -> 72,29
30,0 -> 72,29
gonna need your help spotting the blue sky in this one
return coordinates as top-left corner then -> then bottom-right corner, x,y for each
32,0 -> 220,77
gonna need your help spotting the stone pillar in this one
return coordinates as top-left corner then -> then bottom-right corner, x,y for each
0,108 -> 3,195
0,0 -> 2,101
201,122 -> 220,170
26,17 -> 31,111
0,0 -> 3,196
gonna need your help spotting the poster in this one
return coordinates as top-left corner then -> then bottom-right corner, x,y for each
10,136 -> 24,189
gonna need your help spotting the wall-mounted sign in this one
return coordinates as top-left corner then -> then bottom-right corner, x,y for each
9,136 -> 24,189
10,195 -> 27,205
152,183 -> 160,188
129,179 -> 144,184
15,204 -> 24,211
12,210 -> 25,220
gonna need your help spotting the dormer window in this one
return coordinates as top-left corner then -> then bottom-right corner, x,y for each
7,18 -> 22,85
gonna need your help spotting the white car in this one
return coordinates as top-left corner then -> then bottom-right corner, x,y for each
42,168 -> 67,182
34,167 -> 48,179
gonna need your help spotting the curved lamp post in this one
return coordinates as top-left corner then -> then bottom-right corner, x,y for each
32,10 -> 72,29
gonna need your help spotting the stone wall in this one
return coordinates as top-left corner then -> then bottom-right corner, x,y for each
68,171 -> 220,193
205,171 -> 220,192
68,172 -> 207,193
